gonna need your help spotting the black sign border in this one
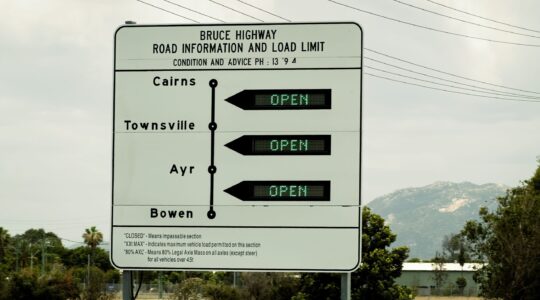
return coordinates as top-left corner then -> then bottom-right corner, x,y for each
111,22 -> 363,273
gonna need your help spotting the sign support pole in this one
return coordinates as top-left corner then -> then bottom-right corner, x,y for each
122,271 -> 133,300
341,273 -> 351,300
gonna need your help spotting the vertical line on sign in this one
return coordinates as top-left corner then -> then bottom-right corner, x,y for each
207,79 -> 218,219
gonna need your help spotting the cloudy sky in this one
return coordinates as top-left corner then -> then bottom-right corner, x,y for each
1,0 -> 539,244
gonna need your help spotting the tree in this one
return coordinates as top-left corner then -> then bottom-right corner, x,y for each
439,233 -> 471,263
441,234 -> 460,261
457,243 -> 466,269
172,277 -> 205,300
0,228 -> 10,265
298,207 -> 412,300
82,226 -> 103,265
240,273 -> 273,300
353,207 -> 411,299
455,277 -> 467,295
11,229 -> 65,271
461,163 -> 540,300
6,268 -> 38,300
63,246 -> 112,271
0,228 -> 11,298
431,252 -> 448,294
5,266 -> 80,300
204,282 -> 243,300
297,273 -> 340,300
240,273 -> 299,300
80,266 -> 108,300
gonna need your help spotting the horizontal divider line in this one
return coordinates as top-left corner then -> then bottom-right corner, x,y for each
113,130 -> 360,133
115,67 -> 361,72
124,56 -> 361,61
113,225 -> 359,229
112,205 -> 361,207
112,267 -> 355,271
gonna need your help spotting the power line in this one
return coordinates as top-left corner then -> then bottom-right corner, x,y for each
162,0 -> 225,22
327,0 -> 540,47
136,0 -> 200,23
209,1 -> 540,96
365,64 -> 540,100
365,72 -> 540,103
424,0 -> 540,34
134,1 -> 540,103
208,0 -> 264,22
364,57 -> 540,99
366,63 -> 540,99
234,0 -> 292,22
60,237 -> 86,244
391,0 -> 540,39
60,237 -> 110,245
1,220 -> 108,226
1,216 -> 108,223
365,48 -> 540,95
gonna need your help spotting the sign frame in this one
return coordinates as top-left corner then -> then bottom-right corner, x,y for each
111,22 -> 363,272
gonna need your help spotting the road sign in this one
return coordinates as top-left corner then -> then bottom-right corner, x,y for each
112,22 -> 362,271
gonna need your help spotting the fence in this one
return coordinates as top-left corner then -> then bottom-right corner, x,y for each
414,285 -> 479,297
81,283 -> 178,299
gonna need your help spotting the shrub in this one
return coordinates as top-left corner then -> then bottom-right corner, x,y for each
204,282 -> 244,300
6,268 -> 38,300
171,277 -> 205,300
456,276 -> 467,295
6,266 -> 81,300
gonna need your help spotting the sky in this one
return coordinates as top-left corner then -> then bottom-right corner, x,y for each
1,0 -> 539,245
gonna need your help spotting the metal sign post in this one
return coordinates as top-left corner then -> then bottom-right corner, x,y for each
122,271 -> 133,300
341,272 -> 351,300
112,22 -> 362,272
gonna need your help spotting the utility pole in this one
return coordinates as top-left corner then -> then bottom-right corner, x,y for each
87,254 -> 91,289
11,243 -> 21,272
29,243 -> 39,271
15,250 -> 19,272
30,244 -> 33,270
40,239 -> 50,275
41,244 -> 44,274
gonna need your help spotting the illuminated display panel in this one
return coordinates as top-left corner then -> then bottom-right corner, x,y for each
225,89 -> 331,110
254,92 -> 328,108
224,181 -> 331,201
226,135 -> 331,155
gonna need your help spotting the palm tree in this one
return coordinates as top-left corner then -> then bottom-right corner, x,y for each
82,226 -> 103,264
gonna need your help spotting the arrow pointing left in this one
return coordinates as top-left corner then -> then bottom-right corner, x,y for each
225,135 -> 331,156
224,181 -> 331,201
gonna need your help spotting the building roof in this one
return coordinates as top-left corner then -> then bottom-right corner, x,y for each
402,262 -> 483,272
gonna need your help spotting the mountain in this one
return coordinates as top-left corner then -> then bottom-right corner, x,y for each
367,181 -> 507,260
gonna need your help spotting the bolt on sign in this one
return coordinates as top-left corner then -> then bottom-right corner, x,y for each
112,22 -> 362,272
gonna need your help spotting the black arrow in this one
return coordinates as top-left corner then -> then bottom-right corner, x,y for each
225,135 -> 331,156
224,181 -> 330,201
225,89 -> 331,110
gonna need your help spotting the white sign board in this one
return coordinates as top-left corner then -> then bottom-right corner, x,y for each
112,22 -> 362,271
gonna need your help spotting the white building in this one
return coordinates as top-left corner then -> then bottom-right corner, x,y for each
396,263 -> 484,296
